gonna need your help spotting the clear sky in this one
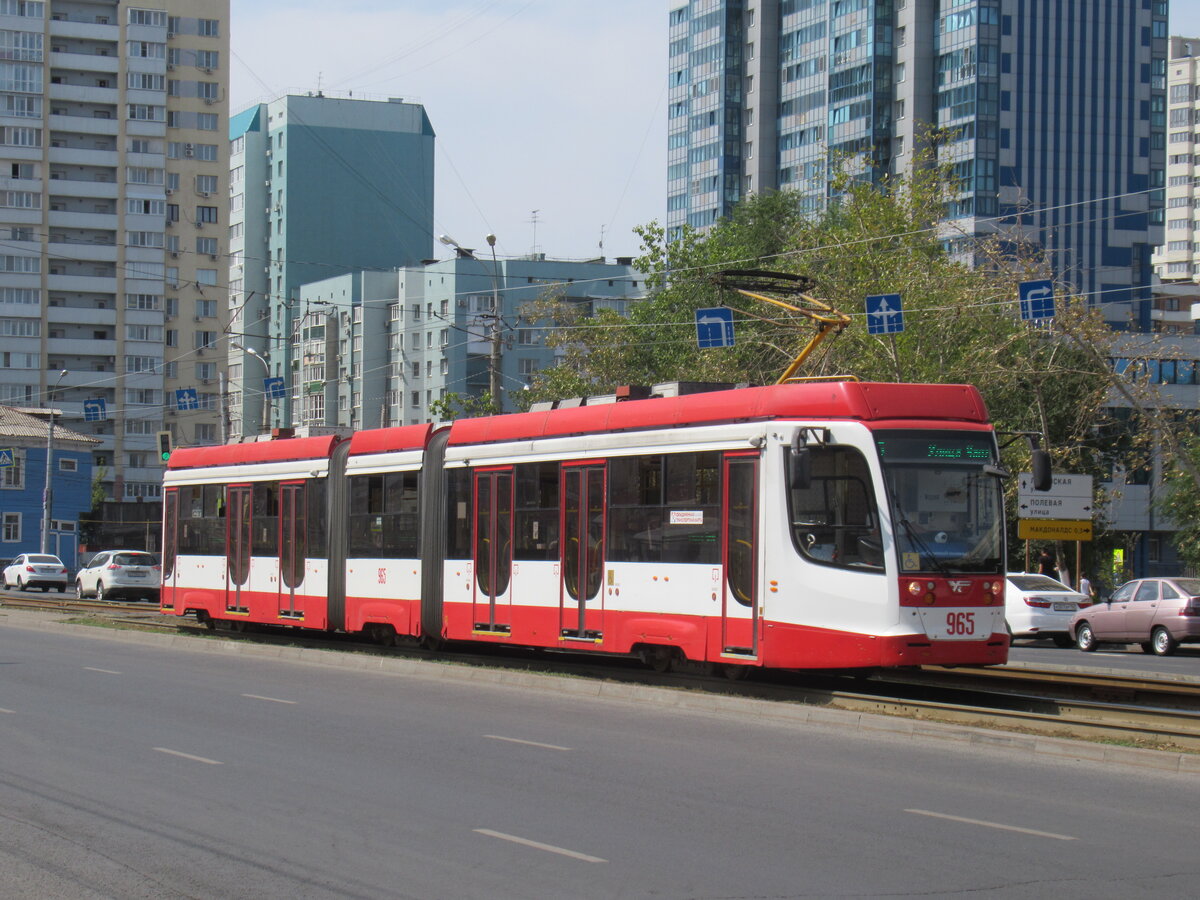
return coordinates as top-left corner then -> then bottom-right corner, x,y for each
230,0 -> 665,263
231,2 -> 1200,264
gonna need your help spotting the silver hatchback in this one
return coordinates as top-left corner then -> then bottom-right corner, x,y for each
75,550 -> 161,602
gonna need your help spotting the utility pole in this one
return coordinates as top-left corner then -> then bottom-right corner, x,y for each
41,369 -> 67,554
486,233 -> 502,409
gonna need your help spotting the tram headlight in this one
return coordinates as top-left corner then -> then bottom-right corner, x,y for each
907,581 -> 923,596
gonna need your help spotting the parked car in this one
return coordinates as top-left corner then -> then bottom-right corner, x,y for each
1005,573 -> 1091,647
2,554 -> 69,592
75,550 -> 161,602
1071,577 -> 1200,656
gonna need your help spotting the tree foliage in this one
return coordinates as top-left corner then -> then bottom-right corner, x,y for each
522,156 -> 1146,571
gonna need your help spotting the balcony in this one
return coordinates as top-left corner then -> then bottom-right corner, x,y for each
47,210 -> 115,230
47,306 -> 116,327
48,82 -> 118,105
48,20 -> 120,41
46,273 -> 117,294
49,50 -> 120,73
46,239 -> 116,263
48,145 -> 118,167
47,179 -> 118,200
46,337 -> 117,358
48,113 -> 118,135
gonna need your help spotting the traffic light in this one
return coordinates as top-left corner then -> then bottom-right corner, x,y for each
156,430 -> 172,463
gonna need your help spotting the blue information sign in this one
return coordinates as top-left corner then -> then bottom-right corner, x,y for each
865,293 -> 904,335
82,397 -> 107,422
264,376 -> 286,400
175,388 -> 199,411
695,307 -> 735,349
1019,279 -> 1055,321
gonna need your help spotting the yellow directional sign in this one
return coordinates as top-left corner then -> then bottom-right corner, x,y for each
1017,518 -> 1093,541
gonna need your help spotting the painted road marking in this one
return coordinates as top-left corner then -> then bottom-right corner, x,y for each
474,829 -> 607,863
84,667 -> 121,675
242,693 -> 297,704
484,734 -> 571,751
0,707 -> 13,714
154,747 -> 223,766
906,809 -> 1075,841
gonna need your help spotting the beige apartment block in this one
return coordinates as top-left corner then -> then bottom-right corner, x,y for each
0,0 -> 228,503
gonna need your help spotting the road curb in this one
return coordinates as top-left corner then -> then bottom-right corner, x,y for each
3,608 -> 1197,775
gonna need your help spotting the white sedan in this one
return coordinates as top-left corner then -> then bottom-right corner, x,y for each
1005,573 -> 1091,647
2,553 -> 69,592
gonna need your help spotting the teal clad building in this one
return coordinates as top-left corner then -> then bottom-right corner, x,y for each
227,95 -> 435,437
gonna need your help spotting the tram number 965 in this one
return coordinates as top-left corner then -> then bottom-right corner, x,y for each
945,611 -> 976,636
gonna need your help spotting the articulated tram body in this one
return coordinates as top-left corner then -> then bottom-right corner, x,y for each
161,382 -> 1009,670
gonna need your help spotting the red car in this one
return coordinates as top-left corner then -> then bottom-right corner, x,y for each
1071,578 -> 1200,656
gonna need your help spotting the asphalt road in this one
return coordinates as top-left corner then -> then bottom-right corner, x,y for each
1,615 -> 1198,898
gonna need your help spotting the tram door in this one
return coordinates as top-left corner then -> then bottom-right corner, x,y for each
721,454 -> 760,657
226,485 -> 252,612
473,469 -> 514,633
560,464 -> 605,640
278,482 -> 306,618
161,488 -> 178,604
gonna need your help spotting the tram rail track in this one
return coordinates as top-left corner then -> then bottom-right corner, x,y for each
4,595 -> 1198,753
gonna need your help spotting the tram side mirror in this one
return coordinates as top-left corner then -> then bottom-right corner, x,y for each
1031,448 -> 1052,492
789,439 -> 812,490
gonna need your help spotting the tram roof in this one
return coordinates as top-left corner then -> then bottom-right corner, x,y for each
447,381 -> 989,446
167,434 -> 341,469
346,424 -> 433,456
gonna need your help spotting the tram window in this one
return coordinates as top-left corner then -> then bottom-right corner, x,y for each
307,477 -> 327,557
787,446 -> 882,571
178,485 -> 203,554
347,471 -> 419,557
446,469 -> 471,558
608,452 -> 719,564
202,484 -> 225,555
253,482 -> 279,556
514,462 -> 559,561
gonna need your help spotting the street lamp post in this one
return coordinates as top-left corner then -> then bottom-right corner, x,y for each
41,368 -> 67,554
439,233 -> 504,411
232,342 -> 272,433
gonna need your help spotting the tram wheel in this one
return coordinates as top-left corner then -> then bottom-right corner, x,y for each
643,645 -> 677,674
721,663 -> 751,681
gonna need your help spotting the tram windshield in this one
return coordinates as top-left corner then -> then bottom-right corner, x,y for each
875,430 -> 1005,574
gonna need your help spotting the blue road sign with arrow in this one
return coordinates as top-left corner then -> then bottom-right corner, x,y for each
175,388 -> 199,411
1019,279 -> 1055,321
865,293 -> 904,335
695,307 -> 735,349
83,397 -> 106,422
264,376 -> 286,400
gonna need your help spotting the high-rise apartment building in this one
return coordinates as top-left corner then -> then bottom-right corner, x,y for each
0,0 -> 228,505
226,94 -> 435,439
667,0 -> 1166,326
1153,36 -> 1200,286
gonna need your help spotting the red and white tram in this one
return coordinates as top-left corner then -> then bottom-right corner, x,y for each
161,381 -> 1010,671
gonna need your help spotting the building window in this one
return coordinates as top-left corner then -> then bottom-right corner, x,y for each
198,18 -> 220,36
58,457 -> 77,472
128,8 -> 167,26
1,450 -> 24,489
196,205 -> 218,224
2,511 -> 19,542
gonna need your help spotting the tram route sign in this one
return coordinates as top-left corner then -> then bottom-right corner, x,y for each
1017,518 -> 1093,541
695,307 -> 735,349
